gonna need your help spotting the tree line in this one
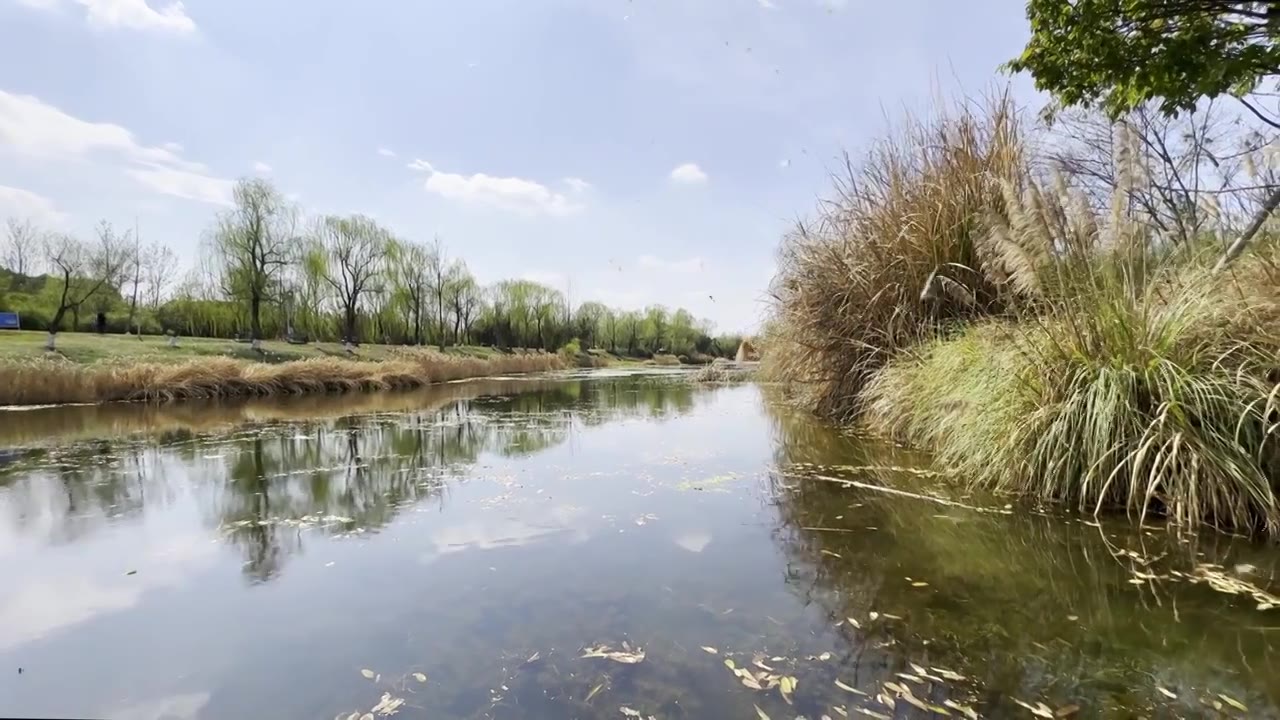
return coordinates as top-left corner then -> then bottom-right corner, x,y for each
1,178 -> 742,356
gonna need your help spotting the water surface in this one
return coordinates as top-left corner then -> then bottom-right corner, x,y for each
2,371 -> 1278,719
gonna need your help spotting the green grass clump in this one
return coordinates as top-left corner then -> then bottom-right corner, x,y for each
865,174 -> 1280,533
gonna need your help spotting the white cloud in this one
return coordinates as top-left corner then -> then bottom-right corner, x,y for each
758,0 -> 777,8
377,147 -> 396,158
0,185 -> 68,226
410,159 -> 583,217
563,177 -> 592,193
779,158 -> 791,168
252,160 -> 272,174
0,90 -> 232,205
20,0 -> 197,34
638,254 -> 704,274
669,162 -> 708,185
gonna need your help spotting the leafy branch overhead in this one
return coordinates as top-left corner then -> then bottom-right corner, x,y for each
1009,0 -> 1280,121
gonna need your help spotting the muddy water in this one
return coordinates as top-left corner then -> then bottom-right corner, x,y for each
0,370 -> 1278,719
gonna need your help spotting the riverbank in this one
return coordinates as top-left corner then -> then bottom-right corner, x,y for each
763,96 -> 1280,535
0,349 -> 566,406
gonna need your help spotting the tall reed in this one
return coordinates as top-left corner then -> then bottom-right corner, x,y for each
763,93 -> 1025,420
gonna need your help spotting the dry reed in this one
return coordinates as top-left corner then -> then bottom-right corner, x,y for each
763,92 -> 1025,420
0,350 -> 565,406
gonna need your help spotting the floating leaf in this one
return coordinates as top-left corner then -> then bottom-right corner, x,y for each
1055,704 -> 1081,717
846,617 -> 861,629
834,679 -> 866,696
620,708 -> 642,718
582,644 -> 645,664
411,672 -> 427,683
818,652 -> 832,661
1011,699 -> 1054,718
724,658 -> 736,670
525,651 -> 541,663
585,682 -> 605,703
943,699 -> 979,719
701,646 -> 718,654
911,582 -> 929,588
1218,694 -> 1248,712
754,704 -> 771,720
360,669 -> 376,680
360,714 -> 374,720
779,675 -> 797,703
853,708 -> 890,719
1156,687 -> 1177,700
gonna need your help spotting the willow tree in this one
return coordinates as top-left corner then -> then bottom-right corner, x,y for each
1009,0 -> 1280,267
209,178 -> 297,348
312,214 -> 388,345
387,239 -> 433,345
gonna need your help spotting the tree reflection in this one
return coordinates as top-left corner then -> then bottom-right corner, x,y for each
0,375 -> 716,583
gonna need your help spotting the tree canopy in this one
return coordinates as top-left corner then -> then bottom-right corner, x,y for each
1009,0 -> 1280,121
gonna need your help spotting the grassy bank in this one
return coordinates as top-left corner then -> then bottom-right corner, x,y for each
0,348 -> 565,406
764,95 -> 1280,534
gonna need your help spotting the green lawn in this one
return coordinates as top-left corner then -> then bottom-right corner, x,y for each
0,330 -> 503,365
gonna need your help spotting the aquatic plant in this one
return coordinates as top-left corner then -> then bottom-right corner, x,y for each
864,175 -> 1280,532
762,93 -> 1025,420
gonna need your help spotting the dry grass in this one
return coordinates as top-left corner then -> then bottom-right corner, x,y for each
648,354 -> 682,366
763,93 -> 1025,420
0,350 -> 565,406
692,358 -> 757,383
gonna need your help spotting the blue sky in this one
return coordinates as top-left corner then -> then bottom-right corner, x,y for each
0,0 -> 1039,332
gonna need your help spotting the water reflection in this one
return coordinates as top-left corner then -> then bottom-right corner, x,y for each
0,374 -> 1278,719
762,393 -> 1280,716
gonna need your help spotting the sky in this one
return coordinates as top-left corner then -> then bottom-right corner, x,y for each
0,0 -> 1041,333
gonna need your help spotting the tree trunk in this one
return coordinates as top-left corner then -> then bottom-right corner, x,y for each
1216,185 -> 1280,271
250,294 -> 263,350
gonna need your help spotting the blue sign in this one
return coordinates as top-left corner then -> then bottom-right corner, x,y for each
0,312 -> 19,330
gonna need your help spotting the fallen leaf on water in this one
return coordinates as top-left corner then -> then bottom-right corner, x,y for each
754,703 -> 771,720
701,646 -> 718,655
581,644 -> 645,664
1066,615 -> 1078,621
834,679 -> 866,696
1055,704 -> 1081,717
360,714 -> 374,720
620,708 -> 642,718
753,657 -> 776,672
724,659 -> 736,670
931,667 -> 966,682
525,651 -> 541,663
846,617 -> 861,629
1156,686 -> 1177,700
911,582 -> 929,588
360,669 -> 376,680
818,651 -> 832,661
943,699 -> 979,719
1218,694 -> 1248,712
853,708 -> 890,720
1011,698 -> 1055,718
585,682 -> 605,703
411,672 -> 427,683
821,549 -> 843,558
832,706 -> 849,717
779,675 -> 797,703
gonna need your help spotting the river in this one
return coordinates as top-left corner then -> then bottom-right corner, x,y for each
1,369 -> 1277,719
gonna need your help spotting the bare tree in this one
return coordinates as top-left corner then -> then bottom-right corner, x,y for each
143,242 -> 178,309
312,214 -> 388,346
1048,101 -> 1280,246
4,218 -> 40,277
209,178 -> 297,349
122,225 -> 144,337
42,222 -> 128,350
